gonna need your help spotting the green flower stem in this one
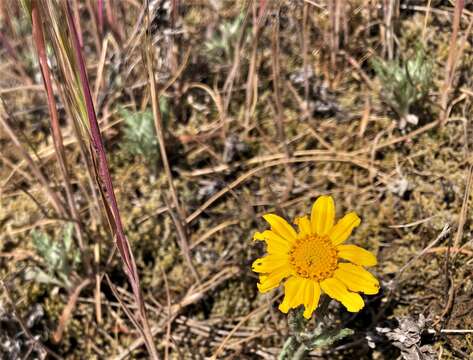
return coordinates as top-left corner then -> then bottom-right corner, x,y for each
292,343 -> 309,360
278,337 -> 297,360
278,296 -> 354,360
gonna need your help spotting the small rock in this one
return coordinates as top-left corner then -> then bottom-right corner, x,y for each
388,177 -> 410,197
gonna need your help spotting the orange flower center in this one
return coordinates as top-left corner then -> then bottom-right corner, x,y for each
289,235 -> 338,281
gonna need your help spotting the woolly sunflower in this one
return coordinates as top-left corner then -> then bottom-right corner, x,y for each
252,195 -> 379,319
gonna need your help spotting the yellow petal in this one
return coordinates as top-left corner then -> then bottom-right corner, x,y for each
263,214 -> 297,241
257,266 -> 292,293
278,276 -> 306,313
328,212 -> 361,245
303,280 -> 321,319
252,254 -> 289,273
320,277 -> 364,312
334,263 -> 380,295
337,244 -> 377,267
254,230 -> 292,255
311,195 -> 335,235
294,216 -> 312,237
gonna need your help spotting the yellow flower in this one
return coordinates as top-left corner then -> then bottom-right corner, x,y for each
252,195 -> 379,319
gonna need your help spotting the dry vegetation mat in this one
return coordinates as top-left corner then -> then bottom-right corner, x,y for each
0,1 -> 472,359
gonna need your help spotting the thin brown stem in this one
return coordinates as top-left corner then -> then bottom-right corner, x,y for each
31,0 -> 90,269
271,8 -> 294,198
439,0 -> 464,126
144,7 -> 200,283
0,102 -> 66,216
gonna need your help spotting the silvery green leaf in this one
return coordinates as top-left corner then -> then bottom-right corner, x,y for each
310,328 -> 354,348
24,267 -> 62,287
62,222 -> 74,251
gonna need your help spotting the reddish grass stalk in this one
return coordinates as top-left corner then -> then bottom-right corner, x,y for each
105,0 -> 122,43
97,0 -> 104,34
30,0 -> 89,265
85,0 -> 102,54
72,0 -> 84,47
63,3 -> 158,358
171,0 -> 179,26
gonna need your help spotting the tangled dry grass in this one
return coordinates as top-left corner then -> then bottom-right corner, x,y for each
0,1 -> 472,359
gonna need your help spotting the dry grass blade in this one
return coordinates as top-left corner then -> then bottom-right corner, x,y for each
453,164 -> 473,252
185,153 -> 387,224
112,266 -> 239,360
210,302 -> 273,359
22,1 -> 159,357
143,7 -> 200,282
3,1 -> 473,357
439,0 -> 464,126
0,101 -> 67,216
52,278 -> 92,343
395,224 -> 451,280
30,0 -> 90,271
62,3 -> 159,358
270,6 -> 294,199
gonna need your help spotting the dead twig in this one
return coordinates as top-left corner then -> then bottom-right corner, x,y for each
52,278 -> 92,343
452,164 -> 473,253
395,224 -> 451,280
163,196 -> 201,282
0,102 -> 67,216
210,301 -> 276,359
